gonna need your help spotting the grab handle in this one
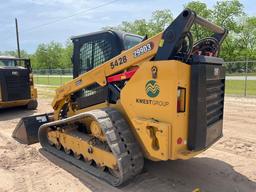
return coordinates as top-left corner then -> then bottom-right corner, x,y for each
194,15 -> 225,34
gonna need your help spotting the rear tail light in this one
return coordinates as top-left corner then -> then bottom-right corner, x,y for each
177,87 -> 186,113
177,137 -> 183,144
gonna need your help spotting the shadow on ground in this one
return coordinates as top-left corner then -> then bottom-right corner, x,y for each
39,149 -> 120,192
39,149 -> 256,192
0,107 -> 36,121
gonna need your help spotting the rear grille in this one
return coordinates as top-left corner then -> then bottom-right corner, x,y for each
206,79 -> 225,126
5,75 -> 30,101
188,56 -> 225,151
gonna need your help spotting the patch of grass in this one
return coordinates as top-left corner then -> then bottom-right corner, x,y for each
226,72 -> 256,76
34,75 -> 72,86
225,80 -> 256,96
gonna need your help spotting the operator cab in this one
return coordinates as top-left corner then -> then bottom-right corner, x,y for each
0,56 -> 23,68
0,56 -> 31,70
0,56 -> 33,102
0,56 -> 17,67
71,30 -> 143,78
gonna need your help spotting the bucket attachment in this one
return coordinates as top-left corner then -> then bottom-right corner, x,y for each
12,113 -> 53,145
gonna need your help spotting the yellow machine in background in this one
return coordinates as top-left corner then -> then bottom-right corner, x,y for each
0,56 -> 37,109
13,9 -> 228,186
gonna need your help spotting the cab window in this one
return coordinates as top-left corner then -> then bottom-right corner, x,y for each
0,59 -> 16,67
124,35 -> 142,50
79,39 -> 112,74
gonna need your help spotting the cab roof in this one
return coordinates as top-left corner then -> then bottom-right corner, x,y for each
0,56 -> 29,61
0,56 -> 16,59
71,30 -> 143,41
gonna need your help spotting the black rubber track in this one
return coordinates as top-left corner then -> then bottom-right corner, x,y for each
38,108 -> 144,186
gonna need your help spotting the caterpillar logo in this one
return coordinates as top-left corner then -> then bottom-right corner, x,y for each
214,67 -> 220,76
12,71 -> 19,76
145,80 -> 160,98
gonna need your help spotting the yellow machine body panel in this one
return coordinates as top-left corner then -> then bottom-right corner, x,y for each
30,85 -> 38,99
120,60 -> 201,160
0,98 -> 35,109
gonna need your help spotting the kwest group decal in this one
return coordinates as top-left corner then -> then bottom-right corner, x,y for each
136,98 -> 169,107
136,80 -> 169,107
145,80 -> 160,98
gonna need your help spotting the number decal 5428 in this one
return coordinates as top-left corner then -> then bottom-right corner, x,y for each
110,56 -> 127,69
133,42 -> 154,58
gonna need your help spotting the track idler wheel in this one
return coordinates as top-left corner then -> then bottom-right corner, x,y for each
64,148 -> 71,155
55,142 -> 62,150
74,153 -> 82,160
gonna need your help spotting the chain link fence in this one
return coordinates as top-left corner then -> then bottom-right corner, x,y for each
33,60 -> 256,96
224,60 -> 256,96
33,68 -> 73,86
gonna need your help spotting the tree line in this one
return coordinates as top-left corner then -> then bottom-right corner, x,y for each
1,0 -> 255,73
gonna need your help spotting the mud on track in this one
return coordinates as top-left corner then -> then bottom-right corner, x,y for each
0,97 -> 255,192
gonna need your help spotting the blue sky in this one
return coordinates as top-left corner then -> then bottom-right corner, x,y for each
0,0 -> 255,53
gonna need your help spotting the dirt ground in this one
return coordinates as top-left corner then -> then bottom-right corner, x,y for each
0,97 -> 255,192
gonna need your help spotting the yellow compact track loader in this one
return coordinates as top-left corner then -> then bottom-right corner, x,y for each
0,56 -> 37,109
13,9 -> 228,186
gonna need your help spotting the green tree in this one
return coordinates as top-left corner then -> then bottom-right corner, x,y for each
106,9 -> 173,37
0,50 -> 30,58
31,40 -> 73,70
120,19 -> 148,36
185,1 -> 212,40
213,0 -> 244,32
213,0 -> 245,61
238,17 -> 256,59
32,41 -> 64,70
61,40 -> 73,69
147,10 -> 173,36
